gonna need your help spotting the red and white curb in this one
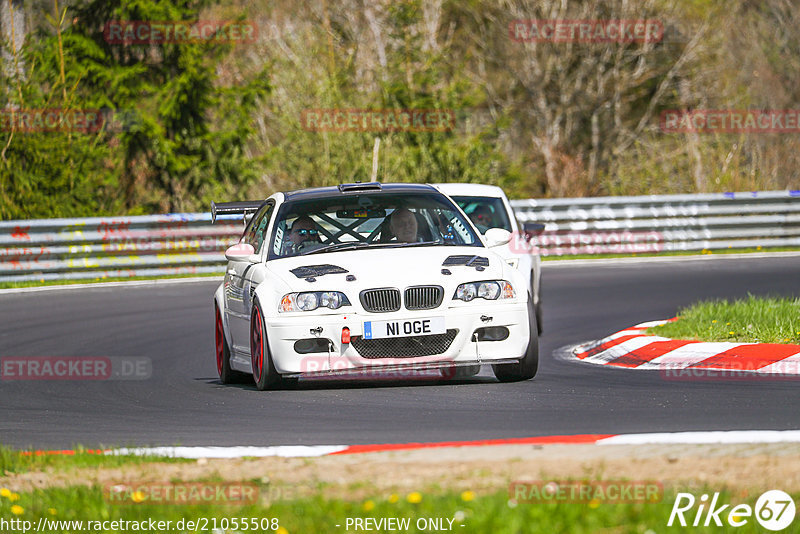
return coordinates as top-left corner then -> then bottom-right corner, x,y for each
573,320 -> 800,374
22,430 -> 800,458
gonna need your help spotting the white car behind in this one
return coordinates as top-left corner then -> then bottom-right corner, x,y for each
435,183 -> 544,333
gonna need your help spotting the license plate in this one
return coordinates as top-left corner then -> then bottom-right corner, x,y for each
363,317 -> 445,340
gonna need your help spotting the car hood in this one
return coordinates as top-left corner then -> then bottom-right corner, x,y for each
265,246 -> 509,292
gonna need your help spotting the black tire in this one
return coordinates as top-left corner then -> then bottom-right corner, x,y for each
215,304 -> 248,384
532,273 -> 543,336
250,300 -> 292,390
492,295 -> 539,382
535,299 -> 543,336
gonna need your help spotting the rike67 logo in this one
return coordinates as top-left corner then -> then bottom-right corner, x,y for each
668,490 -> 796,531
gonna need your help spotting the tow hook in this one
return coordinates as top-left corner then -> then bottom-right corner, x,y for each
480,315 -> 492,323
310,326 -> 323,336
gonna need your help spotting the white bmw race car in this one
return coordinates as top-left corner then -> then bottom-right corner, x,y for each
435,183 -> 545,333
212,182 -> 538,389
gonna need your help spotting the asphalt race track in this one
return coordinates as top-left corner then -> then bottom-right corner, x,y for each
1,255 -> 798,449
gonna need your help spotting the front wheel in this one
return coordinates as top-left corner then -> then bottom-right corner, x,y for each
492,295 -> 539,382
250,301 -> 295,390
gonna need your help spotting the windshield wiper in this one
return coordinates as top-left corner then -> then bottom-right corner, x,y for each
300,242 -> 373,255
385,240 -> 446,248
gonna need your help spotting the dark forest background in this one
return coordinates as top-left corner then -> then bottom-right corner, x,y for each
1,0 -> 799,218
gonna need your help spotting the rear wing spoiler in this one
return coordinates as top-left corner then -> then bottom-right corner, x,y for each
210,201 -> 264,224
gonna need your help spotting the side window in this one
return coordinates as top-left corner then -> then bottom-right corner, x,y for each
243,203 -> 274,253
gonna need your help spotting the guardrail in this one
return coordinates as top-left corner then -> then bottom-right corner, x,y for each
512,190 -> 800,256
0,213 -> 243,283
1,190 -> 798,282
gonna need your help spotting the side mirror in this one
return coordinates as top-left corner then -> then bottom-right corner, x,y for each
484,228 -> 512,248
522,222 -> 546,241
225,243 -> 257,262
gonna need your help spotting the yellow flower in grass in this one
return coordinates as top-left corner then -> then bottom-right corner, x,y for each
588,499 -> 600,508
9,493 -> 20,502
407,492 -> 423,504
276,527 -> 289,534
362,500 -> 375,512
11,505 -> 24,515
388,493 -> 399,504
0,488 -> 10,498
48,508 -> 57,515
131,491 -> 146,503
729,331 -> 735,335
461,490 -> 475,502
711,320 -> 717,324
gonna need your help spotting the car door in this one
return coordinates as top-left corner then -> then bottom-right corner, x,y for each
225,202 -> 274,353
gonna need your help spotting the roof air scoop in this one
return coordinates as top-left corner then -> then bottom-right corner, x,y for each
338,182 -> 382,193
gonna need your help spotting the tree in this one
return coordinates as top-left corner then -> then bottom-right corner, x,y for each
0,0 -> 270,219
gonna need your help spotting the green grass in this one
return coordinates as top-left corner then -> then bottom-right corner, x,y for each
0,272 -> 221,290
648,295 -> 800,344
0,446 -> 191,475
1,482 -> 790,533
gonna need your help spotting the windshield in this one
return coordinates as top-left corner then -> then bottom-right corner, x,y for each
268,191 -> 481,259
449,196 -> 513,233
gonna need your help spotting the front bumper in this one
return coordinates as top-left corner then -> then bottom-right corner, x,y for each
265,303 -> 530,375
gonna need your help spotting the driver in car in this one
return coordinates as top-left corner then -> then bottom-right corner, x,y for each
389,208 -> 420,243
285,215 -> 321,254
468,205 -> 494,231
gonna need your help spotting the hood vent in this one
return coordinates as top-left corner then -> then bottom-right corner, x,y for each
290,264 -> 349,279
442,255 -> 489,268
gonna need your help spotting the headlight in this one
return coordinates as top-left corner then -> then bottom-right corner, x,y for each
320,292 -> 343,309
453,281 -> 515,302
279,291 -> 351,312
296,293 -> 318,311
455,283 -> 477,302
